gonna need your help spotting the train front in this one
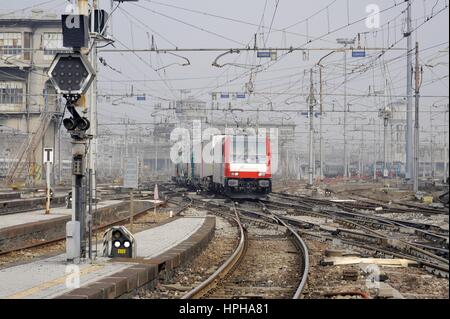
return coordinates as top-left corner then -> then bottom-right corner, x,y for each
224,134 -> 272,195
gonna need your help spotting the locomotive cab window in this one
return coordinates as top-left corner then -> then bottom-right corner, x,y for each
231,136 -> 267,164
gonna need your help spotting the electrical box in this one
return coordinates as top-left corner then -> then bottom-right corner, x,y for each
72,155 -> 84,175
66,221 -> 81,260
62,14 -> 89,49
89,9 -> 109,34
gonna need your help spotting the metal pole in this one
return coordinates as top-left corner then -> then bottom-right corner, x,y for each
75,0 -> 89,259
125,118 -> 129,157
53,115 -> 57,187
130,191 -> 134,233
343,50 -> 348,178
257,107 -> 260,131
383,117 -> 388,177
373,120 -> 377,180
390,122 -> 394,177
45,161 -> 51,214
72,140 -> 86,258
88,167 -> 92,260
405,0 -> 413,181
109,0 -> 114,36
286,148 -> 290,181
155,140 -> 158,173
58,117 -> 62,184
308,69 -> 315,185
123,117 -> 128,179
430,105 -> 434,178
319,66 -> 324,180
413,42 -> 420,192
359,128 -> 364,178
379,118 -> 382,178
445,107 -> 449,182
313,141 -> 316,179
317,50 -> 337,180
89,0 -> 98,202
380,81 -> 391,179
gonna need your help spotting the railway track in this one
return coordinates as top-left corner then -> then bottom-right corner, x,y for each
182,203 -> 248,299
261,194 -> 449,278
154,187 -> 448,280
182,199 -> 309,299
270,192 -> 449,238
438,191 -> 449,206
272,191 -> 449,215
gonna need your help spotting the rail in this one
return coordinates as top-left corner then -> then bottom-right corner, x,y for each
273,215 -> 310,298
182,203 -> 247,299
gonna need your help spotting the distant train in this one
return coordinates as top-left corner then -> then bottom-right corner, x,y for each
173,133 -> 272,197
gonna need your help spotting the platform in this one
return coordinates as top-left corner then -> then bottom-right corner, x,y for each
0,216 -> 215,299
0,199 -> 151,254
0,200 -> 122,231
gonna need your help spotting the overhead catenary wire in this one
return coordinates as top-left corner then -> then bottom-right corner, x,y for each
264,0 -> 281,46
129,2 -> 247,46
185,1 -> 411,99
138,0 -> 335,43
0,0 -> 61,17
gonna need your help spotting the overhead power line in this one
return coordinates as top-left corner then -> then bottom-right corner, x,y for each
130,2 -> 247,46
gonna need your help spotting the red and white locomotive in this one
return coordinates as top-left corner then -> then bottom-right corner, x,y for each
174,133 -> 272,196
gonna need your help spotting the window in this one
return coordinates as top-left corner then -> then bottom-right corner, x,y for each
0,81 -> 24,105
0,33 -> 22,58
231,136 -> 267,164
42,33 -> 66,59
23,32 -> 31,60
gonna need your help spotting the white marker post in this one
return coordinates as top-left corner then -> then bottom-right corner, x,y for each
43,148 -> 54,215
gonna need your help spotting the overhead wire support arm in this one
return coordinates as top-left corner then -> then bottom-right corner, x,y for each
212,49 -> 241,68
155,52 -> 191,71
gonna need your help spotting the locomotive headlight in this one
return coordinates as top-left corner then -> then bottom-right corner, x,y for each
228,179 -> 239,187
113,240 -> 121,248
258,172 -> 265,177
123,241 -> 131,248
259,180 -> 270,187
231,172 -> 239,176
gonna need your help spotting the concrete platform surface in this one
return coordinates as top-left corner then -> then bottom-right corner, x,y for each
0,216 -> 207,299
135,217 -> 205,258
0,255 -> 132,299
0,200 -> 123,230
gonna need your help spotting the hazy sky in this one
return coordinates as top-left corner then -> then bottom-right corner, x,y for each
2,1 -> 449,154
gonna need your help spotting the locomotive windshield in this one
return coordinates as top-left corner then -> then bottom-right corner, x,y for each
231,136 -> 267,164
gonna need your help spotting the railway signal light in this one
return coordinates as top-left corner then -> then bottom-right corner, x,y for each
47,52 -> 95,95
48,53 -> 95,136
103,226 -> 136,258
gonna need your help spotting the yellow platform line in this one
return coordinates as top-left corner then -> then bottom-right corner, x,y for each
6,264 -> 104,299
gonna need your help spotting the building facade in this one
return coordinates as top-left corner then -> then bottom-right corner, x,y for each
0,10 -> 67,184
